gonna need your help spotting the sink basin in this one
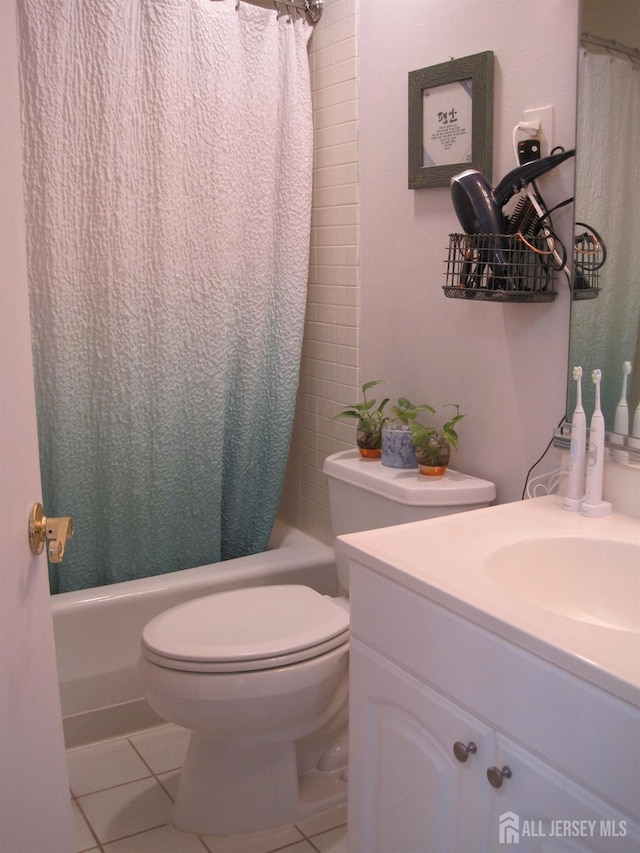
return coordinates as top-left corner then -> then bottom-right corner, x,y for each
486,537 -> 640,632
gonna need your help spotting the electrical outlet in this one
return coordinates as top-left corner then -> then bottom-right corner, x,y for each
523,105 -> 554,157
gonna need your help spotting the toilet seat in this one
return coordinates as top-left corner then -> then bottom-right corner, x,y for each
141,585 -> 350,673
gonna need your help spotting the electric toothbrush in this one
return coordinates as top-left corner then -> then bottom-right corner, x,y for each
563,366 -> 586,512
614,361 -> 632,433
630,400 -> 640,465
581,369 -> 612,517
633,402 -> 640,440
612,361 -> 631,462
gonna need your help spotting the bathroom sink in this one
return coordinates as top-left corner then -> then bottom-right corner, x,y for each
339,495 -> 640,705
486,537 -> 640,632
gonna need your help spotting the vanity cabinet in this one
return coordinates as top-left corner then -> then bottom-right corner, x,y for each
347,561 -> 640,853
349,641 -> 494,852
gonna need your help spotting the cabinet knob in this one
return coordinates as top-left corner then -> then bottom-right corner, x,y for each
486,765 -> 512,788
453,741 -> 477,763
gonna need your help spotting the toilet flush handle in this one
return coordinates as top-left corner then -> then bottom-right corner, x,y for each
28,503 -> 74,564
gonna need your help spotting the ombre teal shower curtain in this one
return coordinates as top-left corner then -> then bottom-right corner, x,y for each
18,0 -> 313,593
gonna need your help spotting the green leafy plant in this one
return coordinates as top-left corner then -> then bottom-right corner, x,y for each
334,380 -> 390,452
410,404 -> 466,469
388,397 -> 434,426
410,403 -> 465,448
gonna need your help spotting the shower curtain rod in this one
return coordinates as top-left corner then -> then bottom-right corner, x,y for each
210,0 -> 324,24
581,32 -> 640,63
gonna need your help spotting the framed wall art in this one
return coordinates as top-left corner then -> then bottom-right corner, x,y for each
408,51 -> 494,189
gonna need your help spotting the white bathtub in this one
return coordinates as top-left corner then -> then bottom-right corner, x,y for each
51,521 -> 337,747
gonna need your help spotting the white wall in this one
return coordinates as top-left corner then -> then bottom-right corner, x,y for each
281,0 -> 361,542
359,0 -> 579,503
283,0 -> 581,540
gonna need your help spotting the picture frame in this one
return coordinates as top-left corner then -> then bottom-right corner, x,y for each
408,51 -> 494,189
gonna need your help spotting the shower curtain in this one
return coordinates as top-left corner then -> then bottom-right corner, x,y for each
18,0 -> 313,593
572,49 -> 640,422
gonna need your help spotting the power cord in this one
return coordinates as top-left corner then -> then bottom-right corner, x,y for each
521,413 -> 566,500
510,125 -> 572,281
511,121 -> 540,166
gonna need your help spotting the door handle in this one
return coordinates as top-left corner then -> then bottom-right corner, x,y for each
28,503 -> 74,564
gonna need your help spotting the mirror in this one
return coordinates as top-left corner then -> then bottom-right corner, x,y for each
568,0 -> 640,439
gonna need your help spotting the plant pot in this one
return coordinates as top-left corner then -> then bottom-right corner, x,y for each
415,434 -> 451,476
356,418 -> 382,458
381,425 -> 417,469
418,463 -> 448,476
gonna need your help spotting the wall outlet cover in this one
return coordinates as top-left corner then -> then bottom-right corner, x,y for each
523,105 -> 554,157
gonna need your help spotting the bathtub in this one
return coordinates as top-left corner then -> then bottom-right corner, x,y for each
51,520 -> 337,747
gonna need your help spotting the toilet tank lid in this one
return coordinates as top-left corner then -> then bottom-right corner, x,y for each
323,450 -> 496,507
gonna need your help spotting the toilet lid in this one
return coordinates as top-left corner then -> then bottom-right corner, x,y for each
142,585 -> 350,672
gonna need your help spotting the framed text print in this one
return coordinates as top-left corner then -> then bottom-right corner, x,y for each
408,51 -> 494,189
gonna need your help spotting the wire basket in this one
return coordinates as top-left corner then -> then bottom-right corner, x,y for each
443,233 -> 557,302
572,222 -> 605,300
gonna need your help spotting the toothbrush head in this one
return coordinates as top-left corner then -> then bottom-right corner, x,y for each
624,361 -> 632,375
572,366 -> 582,381
592,369 -> 601,383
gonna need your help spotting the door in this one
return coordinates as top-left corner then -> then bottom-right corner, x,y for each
0,3 -> 73,851
487,734 -> 640,853
349,639 -> 494,853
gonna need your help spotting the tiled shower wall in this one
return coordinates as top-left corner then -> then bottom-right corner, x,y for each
279,0 -> 360,544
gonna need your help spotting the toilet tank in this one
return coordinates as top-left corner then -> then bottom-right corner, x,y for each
322,450 -> 496,589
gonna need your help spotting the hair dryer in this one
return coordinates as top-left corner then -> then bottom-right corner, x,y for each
451,149 -> 575,234
450,149 -> 575,288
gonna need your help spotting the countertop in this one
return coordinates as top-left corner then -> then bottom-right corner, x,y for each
337,495 -> 640,708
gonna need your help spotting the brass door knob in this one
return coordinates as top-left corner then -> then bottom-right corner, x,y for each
28,503 -> 74,564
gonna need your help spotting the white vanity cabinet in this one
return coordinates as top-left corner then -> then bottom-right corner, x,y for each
347,560 -> 640,853
349,640 -> 495,853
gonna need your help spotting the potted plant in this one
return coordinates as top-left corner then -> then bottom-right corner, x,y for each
382,398 -> 433,469
334,380 -> 390,458
410,404 -> 465,476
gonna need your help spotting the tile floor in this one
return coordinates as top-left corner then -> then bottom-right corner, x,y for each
68,724 -> 348,853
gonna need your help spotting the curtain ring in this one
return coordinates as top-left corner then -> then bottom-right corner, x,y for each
274,2 -> 292,23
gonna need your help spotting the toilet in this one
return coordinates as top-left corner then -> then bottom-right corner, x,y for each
139,449 -> 496,836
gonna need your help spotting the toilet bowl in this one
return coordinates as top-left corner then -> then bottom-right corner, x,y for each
140,584 -> 350,836
140,450 -> 496,836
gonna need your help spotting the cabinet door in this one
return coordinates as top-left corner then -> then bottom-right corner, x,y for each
485,734 -> 640,853
348,639 -> 494,853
